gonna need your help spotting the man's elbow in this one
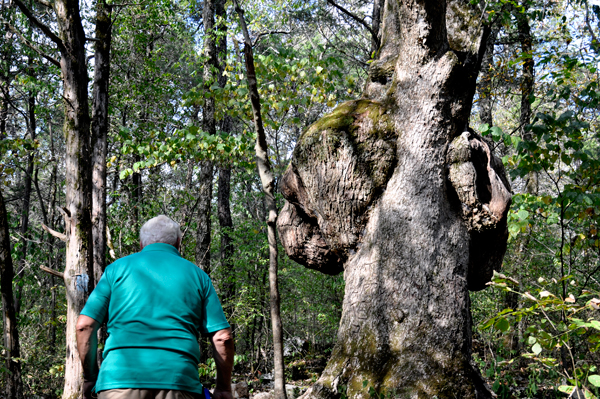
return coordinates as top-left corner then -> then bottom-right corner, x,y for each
76,315 -> 98,334
213,328 -> 234,347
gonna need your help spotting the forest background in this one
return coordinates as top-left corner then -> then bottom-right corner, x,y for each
1,0 -> 600,397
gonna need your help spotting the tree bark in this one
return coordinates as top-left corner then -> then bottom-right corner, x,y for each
218,165 -> 234,312
195,161 -> 213,273
278,1 -> 512,398
12,2 -> 94,396
54,0 -> 95,396
15,79 -> 36,316
195,0 -> 220,274
478,28 -> 498,128
91,0 -> 112,284
233,2 -> 287,398
0,76 -> 7,138
516,2 -> 537,195
1,190 -> 24,399
214,0 -> 235,319
371,0 -> 383,56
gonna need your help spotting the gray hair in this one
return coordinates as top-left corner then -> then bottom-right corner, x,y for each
140,215 -> 182,248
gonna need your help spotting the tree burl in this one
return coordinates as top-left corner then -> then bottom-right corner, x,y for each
277,0 -> 512,398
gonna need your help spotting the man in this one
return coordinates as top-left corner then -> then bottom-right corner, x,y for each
76,215 -> 234,399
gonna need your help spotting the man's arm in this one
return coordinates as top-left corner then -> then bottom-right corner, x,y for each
76,314 -> 100,396
209,327 -> 235,399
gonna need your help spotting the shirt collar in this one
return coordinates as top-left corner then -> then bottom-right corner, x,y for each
141,242 -> 181,256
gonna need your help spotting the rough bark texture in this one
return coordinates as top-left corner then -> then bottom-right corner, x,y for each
91,0 -> 112,283
195,0 -> 220,274
371,0 -> 383,55
195,161 -> 213,273
55,0 -> 95,396
1,190 -> 24,399
233,1 -> 287,398
15,83 -> 36,315
478,29 -> 497,128
516,2 -> 537,195
278,1 -> 511,398
215,0 -> 234,316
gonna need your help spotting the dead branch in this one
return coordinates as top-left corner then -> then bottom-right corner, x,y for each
41,224 -> 66,242
40,265 -> 64,279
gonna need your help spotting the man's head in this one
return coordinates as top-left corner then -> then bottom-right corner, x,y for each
139,215 -> 182,249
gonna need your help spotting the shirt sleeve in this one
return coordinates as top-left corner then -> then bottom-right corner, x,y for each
81,270 -> 111,324
200,278 -> 230,334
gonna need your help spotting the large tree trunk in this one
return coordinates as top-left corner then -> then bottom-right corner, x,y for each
55,0 -> 94,396
1,190 -> 24,399
233,2 -> 287,398
277,1 -> 512,398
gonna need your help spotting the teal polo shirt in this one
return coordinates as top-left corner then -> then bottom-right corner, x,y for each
81,243 -> 230,394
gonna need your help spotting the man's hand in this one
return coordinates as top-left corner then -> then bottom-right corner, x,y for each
209,328 -> 234,399
212,387 -> 234,399
82,379 -> 96,399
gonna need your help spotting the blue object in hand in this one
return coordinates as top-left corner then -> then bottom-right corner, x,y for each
204,387 -> 211,399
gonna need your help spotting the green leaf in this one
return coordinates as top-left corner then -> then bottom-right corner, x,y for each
517,209 -> 530,220
558,385 -> 575,394
590,320 -> 600,331
494,317 -> 510,332
532,343 -> 542,355
588,375 -> 600,387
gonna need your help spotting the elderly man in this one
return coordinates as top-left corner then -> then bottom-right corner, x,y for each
76,215 -> 234,399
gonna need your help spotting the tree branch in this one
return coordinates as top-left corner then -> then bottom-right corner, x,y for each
585,1 -> 599,51
40,265 -> 64,279
252,30 -> 290,47
106,226 -> 116,259
12,0 -> 65,52
4,22 -> 60,67
326,0 -> 375,38
42,223 -> 66,242
32,0 -> 53,8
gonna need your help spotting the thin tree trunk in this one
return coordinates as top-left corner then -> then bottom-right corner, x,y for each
517,2 -> 537,195
478,28 -> 498,128
195,162 -> 213,273
132,153 -> 142,228
218,166 -> 234,312
91,0 -> 112,283
0,76 -> 7,138
233,2 -> 287,398
371,0 -> 383,55
15,79 -> 36,315
1,190 -> 24,399
214,0 -> 235,319
195,0 -> 221,274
